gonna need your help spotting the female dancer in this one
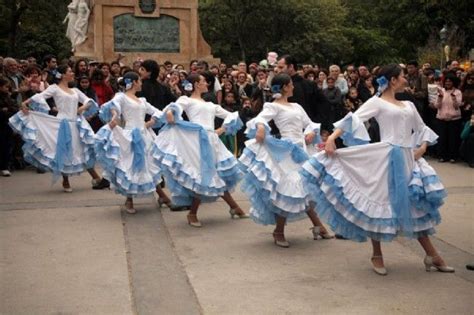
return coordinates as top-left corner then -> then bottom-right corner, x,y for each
95,71 -> 172,214
155,73 -> 247,227
10,64 -> 106,192
239,73 -> 333,248
301,64 -> 454,275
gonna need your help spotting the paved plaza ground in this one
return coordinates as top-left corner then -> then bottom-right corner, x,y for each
1,158 -> 473,314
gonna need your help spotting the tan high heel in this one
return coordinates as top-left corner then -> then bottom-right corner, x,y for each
371,256 -> 387,276
187,213 -> 202,228
121,200 -> 136,214
424,255 -> 455,273
310,226 -> 335,240
229,208 -> 250,219
272,232 -> 290,248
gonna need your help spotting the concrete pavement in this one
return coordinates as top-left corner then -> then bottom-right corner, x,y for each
1,158 -> 473,314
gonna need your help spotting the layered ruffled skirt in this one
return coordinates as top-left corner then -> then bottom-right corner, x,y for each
8,111 -> 95,175
95,125 -> 162,197
153,122 -> 242,206
301,142 -> 446,242
239,137 -> 312,225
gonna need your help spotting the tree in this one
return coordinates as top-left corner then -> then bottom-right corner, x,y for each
0,0 -> 71,61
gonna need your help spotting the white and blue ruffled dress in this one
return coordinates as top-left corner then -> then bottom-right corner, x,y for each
301,96 -> 445,242
95,93 -> 163,197
153,96 -> 243,206
239,102 -> 321,225
8,84 -> 98,175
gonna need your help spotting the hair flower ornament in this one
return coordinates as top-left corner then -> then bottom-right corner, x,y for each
271,84 -> 282,99
182,80 -> 193,92
124,78 -> 133,90
53,70 -> 62,79
376,75 -> 388,96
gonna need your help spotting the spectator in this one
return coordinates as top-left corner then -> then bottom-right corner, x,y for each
323,76 -> 343,124
3,58 -> 25,105
100,62 -> 118,92
110,61 -> 121,78
405,60 -> 428,115
236,71 -> 253,99
90,68 -> 114,106
304,70 -> 317,82
359,75 -> 376,102
434,74 -> 463,162
0,77 -> 17,176
137,59 -> 176,111
460,112 -> 474,167
323,65 -> 348,96
277,54 -> 329,128
74,58 -> 89,81
132,59 -> 142,73
43,54 -> 57,84
344,87 -> 362,113
21,65 -> 47,99
317,70 -> 327,90
167,69 -> 184,98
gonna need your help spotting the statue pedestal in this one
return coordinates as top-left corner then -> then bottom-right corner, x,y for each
74,0 -> 219,68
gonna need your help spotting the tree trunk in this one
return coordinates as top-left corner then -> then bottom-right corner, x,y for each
7,0 -> 28,56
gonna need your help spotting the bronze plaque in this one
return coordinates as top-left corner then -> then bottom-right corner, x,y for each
114,14 -> 180,52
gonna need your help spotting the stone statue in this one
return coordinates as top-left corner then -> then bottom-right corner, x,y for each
64,0 -> 91,51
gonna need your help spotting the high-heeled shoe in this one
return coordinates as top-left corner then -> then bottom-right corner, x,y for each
229,208 -> 250,219
187,214 -> 202,228
310,226 -> 335,240
424,255 -> 455,273
371,256 -> 387,276
157,197 -> 186,211
62,182 -> 73,193
121,205 -> 137,214
272,232 -> 290,248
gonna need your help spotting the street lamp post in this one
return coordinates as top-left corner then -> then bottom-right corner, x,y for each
439,25 -> 448,69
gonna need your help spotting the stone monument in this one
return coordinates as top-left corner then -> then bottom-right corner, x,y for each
71,0 -> 219,67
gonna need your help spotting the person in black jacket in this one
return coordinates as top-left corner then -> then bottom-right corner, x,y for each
276,55 -> 331,131
0,77 -> 18,176
137,59 -> 176,111
136,60 -> 182,210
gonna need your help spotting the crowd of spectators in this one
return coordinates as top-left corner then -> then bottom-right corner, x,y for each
1,53 -> 473,177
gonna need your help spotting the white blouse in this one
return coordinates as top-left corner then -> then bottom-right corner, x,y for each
175,96 -> 234,131
335,96 -> 436,148
247,102 -> 320,147
30,84 -> 93,120
110,93 -> 161,130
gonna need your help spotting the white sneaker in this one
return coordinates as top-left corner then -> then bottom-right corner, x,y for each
1,170 -> 11,177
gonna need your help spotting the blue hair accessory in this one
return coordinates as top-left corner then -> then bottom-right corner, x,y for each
182,80 -> 193,92
53,70 -> 62,79
271,84 -> 282,99
124,78 -> 133,90
376,75 -> 388,96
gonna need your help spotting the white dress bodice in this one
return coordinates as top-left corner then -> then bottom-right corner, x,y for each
112,93 -> 161,130
31,84 -> 92,120
175,96 -> 233,131
249,102 -> 319,147
337,96 -> 429,148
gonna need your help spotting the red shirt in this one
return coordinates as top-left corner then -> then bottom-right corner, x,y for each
91,81 -> 114,105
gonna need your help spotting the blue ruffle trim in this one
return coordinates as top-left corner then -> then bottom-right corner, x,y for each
82,100 -> 99,120
99,100 -> 120,123
30,101 -> 49,114
409,173 -> 447,213
223,116 -> 244,135
300,157 -> 442,242
240,148 -> 308,225
152,144 -> 241,206
8,113 -> 92,175
335,113 -> 370,147
94,127 -> 160,197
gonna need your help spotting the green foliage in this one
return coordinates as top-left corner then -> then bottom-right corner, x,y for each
200,0 -> 472,67
0,0 -> 71,61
